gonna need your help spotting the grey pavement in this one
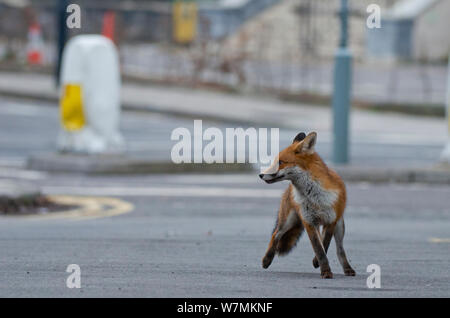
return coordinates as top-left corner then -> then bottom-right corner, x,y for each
0,172 -> 449,297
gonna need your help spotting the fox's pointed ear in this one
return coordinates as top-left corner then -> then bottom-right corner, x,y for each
295,132 -> 317,154
292,132 -> 306,144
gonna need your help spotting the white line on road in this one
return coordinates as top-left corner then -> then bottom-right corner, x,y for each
41,178 -> 450,199
42,185 -> 284,198
0,157 -> 26,168
0,102 -> 54,116
0,167 -> 47,180
161,174 -> 259,184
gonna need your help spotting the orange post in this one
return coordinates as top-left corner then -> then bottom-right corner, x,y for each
27,23 -> 44,65
102,11 -> 116,42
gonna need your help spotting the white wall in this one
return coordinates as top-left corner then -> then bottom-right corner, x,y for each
413,0 -> 450,61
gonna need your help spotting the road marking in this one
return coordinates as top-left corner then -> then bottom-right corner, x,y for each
165,174 -> 258,184
429,238 -> 450,243
42,185 -> 283,198
12,195 -> 134,221
0,102 -> 55,117
0,157 -> 26,168
42,181 -> 450,198
0,167 -> 47,180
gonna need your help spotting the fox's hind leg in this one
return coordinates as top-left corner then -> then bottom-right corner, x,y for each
334,219 -> 355,276
262,211 -> 303,269
312,223 -> 336,268
303,222 -> 333,278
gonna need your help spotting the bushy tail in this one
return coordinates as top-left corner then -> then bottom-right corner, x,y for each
277,224 -> 304,255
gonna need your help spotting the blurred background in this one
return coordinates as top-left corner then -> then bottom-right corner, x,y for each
1,0 -> 448,108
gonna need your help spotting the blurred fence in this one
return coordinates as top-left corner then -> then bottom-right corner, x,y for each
0,0 -> 447,107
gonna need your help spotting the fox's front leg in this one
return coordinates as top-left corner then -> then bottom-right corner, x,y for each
304,222 -> 333,278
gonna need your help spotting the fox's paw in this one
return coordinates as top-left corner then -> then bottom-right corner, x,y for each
320,270 -> 333,279
312,257 -> 319,269
262,253 -> 274,269
344,268 -> 356,276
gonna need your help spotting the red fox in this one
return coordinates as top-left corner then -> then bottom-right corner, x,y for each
259,132 -> 355,279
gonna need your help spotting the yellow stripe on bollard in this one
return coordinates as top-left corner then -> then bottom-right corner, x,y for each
60,84 -> 86,131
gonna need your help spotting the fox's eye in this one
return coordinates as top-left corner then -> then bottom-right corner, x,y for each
278,160 -> 284,166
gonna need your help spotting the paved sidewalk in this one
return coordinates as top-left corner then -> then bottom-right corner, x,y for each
0,70 -> 447,134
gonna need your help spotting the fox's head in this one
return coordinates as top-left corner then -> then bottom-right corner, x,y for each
259,131 -> 317,184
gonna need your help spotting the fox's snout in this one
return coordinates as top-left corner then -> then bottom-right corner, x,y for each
259,172 -> 284,184
259,173 -> 276,179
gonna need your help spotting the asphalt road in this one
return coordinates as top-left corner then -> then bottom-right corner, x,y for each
0,97 -> 449,297
0,172 -> 449,297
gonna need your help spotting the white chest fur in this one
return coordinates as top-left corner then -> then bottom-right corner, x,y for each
290,167 -> 338,226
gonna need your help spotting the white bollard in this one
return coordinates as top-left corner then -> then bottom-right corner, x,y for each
441,55 -> 450,163
57,35 -> 124,154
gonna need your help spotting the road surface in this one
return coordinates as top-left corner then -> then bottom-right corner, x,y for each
0,172 -> 449,297
0,97 -> 449,297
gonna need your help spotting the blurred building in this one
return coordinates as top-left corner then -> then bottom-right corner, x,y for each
367,0 -> 450,61
224,0 -> 450,63
0,0 -> 448,106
